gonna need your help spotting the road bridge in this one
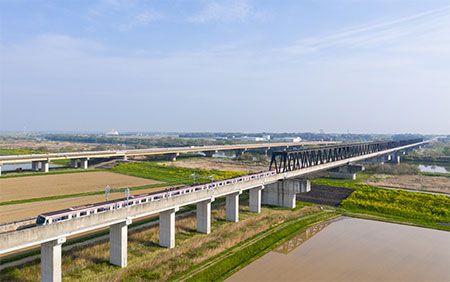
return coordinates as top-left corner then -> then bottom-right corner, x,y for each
0,139 -> 426,281
0,141 -> 335,175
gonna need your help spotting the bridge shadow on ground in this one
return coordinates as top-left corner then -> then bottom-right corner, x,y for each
296,184 -> 355,207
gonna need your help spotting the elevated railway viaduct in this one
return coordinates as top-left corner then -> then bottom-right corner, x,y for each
0,139 -> 426,281
0,141 -> 335,175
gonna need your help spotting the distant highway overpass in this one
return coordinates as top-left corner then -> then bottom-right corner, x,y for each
0,141 -> 335,175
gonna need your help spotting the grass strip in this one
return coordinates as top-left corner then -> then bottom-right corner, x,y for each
338,208 -> 450,231
172,211 -> 338,281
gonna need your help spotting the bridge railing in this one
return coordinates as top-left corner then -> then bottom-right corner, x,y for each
269,139 -> 422,173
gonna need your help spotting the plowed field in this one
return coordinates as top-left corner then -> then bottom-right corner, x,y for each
0,171 -> 162,202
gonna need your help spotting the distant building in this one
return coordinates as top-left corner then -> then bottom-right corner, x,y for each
273,137 -> 302,143
106,129 -> 119,136
239,136 -> 266,142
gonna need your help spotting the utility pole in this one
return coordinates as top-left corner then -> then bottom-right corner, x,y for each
105,185 -> 110,200
191,173 -> 196,184
208,175 -> 214,183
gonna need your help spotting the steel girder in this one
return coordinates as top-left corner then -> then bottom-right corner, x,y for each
269,139 -> 422,173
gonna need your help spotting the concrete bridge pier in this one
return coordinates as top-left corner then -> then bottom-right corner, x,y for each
80,158 -> 88,169
249,185 -> 264,213
159,207 -> 178,248
41,161 -> 49,172
41,237 -> 66,282
226,191 -> 241,222
32,161 -> 40,171
387,152 -> 401,165
167,153 -> 179,161
262,180 -> 310,209
110,218 -> 131,268
234,149 -> 246,157
70,159 -> 78,168
197,198 -> 214,234
329,164 -> 364,180
203,150 -> 217,157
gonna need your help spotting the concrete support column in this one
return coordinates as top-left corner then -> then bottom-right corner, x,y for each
0,165 -> 2,176
167,153 -> 179,161
249,186 -> 264,213
41,161 -> 49,173
80,158 -> 88,169
110,218 -> 131,268
70,159 -> 78,168
388,153 -> 400,165
32,161 -> 40,171
329,164 -> 364,180
122,155 -> 128,161
262,180 -> 310,209
41,237 -> 66,282
234,149 -> 246,156
226,192 -> 240,222
204,150 -> 217,157
197,198 -> 214,234
159,207 -> 178,248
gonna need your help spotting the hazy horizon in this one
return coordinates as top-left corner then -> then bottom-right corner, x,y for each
1,1 -> 449,134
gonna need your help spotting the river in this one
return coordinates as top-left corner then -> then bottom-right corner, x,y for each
1,163 -> 62,172
227,217 -> 450,281
417,164 -> 449,173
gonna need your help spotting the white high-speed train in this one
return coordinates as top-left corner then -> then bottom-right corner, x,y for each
35,170 -> 276,226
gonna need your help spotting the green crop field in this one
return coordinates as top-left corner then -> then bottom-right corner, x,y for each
110,161 -> 245,185
341,186 -> 450,229
0,148 -> 42,156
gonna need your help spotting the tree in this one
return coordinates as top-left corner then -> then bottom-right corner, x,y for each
443,146 -> 450,156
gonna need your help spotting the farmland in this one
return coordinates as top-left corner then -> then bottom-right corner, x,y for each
0,171 -> 161,202
110,161 -> 245,184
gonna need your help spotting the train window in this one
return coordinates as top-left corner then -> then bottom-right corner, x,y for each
80,211 -> 87,216
97,208 -> 104,213
61,215 -> 69,221
36,216 -> 46,226
142,198 -> 147,203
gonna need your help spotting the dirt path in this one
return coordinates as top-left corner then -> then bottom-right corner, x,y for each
0,171 -> 162,202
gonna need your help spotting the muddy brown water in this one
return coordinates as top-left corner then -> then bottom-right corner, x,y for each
227,217 -> 450,281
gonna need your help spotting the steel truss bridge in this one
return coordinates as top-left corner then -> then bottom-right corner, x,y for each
269,139 -> 423,173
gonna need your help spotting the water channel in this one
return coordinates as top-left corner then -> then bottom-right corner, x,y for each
1,163 -> 62,172
227,217 -> 450,281
417,164 -> 449,173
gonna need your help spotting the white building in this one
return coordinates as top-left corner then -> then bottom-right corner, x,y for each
273,137 -> 302,143
239,136 -> 266,142
106,129 -> 119,136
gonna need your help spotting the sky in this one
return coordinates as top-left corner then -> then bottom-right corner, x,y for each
0,0 -> 449,134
